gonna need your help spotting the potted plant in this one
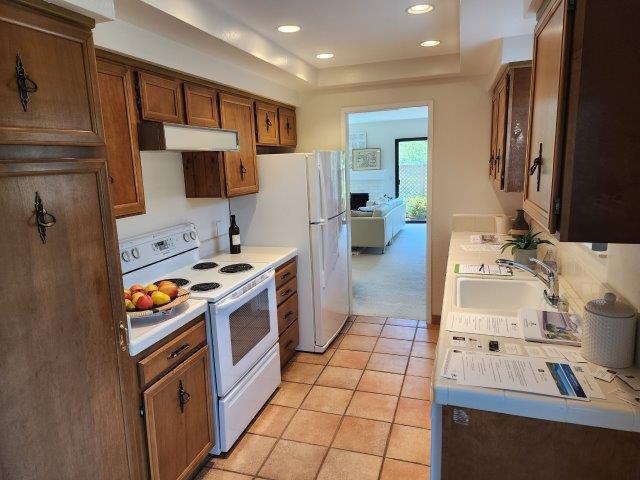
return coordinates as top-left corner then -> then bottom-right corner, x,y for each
500,230 -> 553,267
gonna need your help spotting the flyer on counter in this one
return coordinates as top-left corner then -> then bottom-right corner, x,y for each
447,312 -> 523,339
520,308 -> 582,346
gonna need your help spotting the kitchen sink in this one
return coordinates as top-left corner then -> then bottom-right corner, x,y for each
455,277 -> 549,311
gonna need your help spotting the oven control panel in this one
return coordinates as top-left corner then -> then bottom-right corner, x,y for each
119,223 -> 200,274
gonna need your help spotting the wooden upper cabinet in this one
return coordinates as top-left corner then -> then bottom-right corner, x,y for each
184,83 -> 219,128
138,71 -> 185,123
219,93 -> 258,197
489,64 -> 532,192
524,0 -> 568,232
278,107 -> 297,146
255,101 -> 279,145
97,59 -> 145,218
0,1 -> 103,145
144,346 -> 214,480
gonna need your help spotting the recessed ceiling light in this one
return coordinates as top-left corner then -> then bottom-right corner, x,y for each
316,53 -> 334,59
277,25 -> 300,33
406,4 -> 434,15
420,40 -> 440,47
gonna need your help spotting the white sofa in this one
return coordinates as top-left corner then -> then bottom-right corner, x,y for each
351,198 -> 406,253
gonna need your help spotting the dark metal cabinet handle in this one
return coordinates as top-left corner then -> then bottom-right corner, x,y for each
284,311 -> 294,319
239,159 -> 247,179
34,192 -> 56,244
529,142 -> 543,191
280,272 -> 292,281
281,289 -> 293,297
265,113 -> 272,131
286,119 -> 292,134
16,54 -> 38,112
178,380 -> 191,413
167,343 -> 190,359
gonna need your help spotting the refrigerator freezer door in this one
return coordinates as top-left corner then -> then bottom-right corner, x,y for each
308,151 -> 346,222
309,213 -> 349,349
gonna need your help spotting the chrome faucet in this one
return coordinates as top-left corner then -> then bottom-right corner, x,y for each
496,258 -> 568,311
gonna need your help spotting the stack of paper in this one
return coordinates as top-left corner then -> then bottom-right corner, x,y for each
447,312 -> 523,338
454,264 -> 513,276
460,244 -> 503,253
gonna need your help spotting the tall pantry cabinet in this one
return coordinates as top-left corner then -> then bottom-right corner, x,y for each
0,1 -> 135,479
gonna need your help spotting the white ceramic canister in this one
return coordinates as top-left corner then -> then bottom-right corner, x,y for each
582,292 -> 637,368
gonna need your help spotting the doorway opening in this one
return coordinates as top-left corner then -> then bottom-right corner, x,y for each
345,105 -> 430,322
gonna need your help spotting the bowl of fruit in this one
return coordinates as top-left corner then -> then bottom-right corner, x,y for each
123,280 -> 190,318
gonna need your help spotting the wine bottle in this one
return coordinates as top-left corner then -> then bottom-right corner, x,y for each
229,215 -> 241,254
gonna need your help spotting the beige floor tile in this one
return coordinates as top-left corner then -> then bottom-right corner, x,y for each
316,366 -> 363,390
269,382 -> 312,408
366,353 -> 408,374
331,333 -> 346,348
331,416 -> 390,456
417,320 -> 428,329
281,362 -> 324,384
411,342 -> 437,359
414,328 -> 439,344
293,349 -> 336,365
381,325 -> 416,341
247,404 -> 296,437
282,409 -> 342,446
374,337 -> 413,356
338,334 -> 377,352
329,349 -> 371,369
406,357 -> 434,378
380,458 -> 430,480
198,469 -> 253,480
386,424 -> 430,465
258,439 -> 326,480
301,385 -> 353,415
354,315 -> 386,324
357,370 -> 404,396
349,322 -> 383,337
317,449 -> 382,480
212,434 -> 276,475
394,397 -> 431,429
401,375 -> 431,400
386,318 -> 419,327
345,391 -> 398,422
341,321 -> 353,334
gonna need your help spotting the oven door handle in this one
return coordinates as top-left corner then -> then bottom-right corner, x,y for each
215,269 -> 275,311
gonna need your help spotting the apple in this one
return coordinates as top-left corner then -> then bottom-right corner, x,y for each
124,299 -> 136,311
158,282 -> 179,299
145,283 -> 158,294
130,284 -> 145,294
131,292 -> 145,304
123,289 -> 132,300
151,291 -> 171,307
157,280 -> 173,287
135,294 -> 154,310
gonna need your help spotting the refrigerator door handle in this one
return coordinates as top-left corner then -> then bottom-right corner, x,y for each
317,161 -> 327,221
319,223 -> 326,289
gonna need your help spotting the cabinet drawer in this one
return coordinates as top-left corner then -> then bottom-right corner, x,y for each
279,320 -> 299,368
276,277 -> 297,306
275,258 -> 297,289
138,320 -> 206,388
278,292 -> 299,334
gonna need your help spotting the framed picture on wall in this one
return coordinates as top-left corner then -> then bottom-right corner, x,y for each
352,148 -> 381,170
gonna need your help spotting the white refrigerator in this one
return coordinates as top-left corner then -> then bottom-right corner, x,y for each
229,152 -> 350,352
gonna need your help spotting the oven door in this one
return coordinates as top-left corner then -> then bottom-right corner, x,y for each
210,269 -> 278,396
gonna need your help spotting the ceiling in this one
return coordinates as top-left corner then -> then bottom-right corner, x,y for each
209,0 -> 460,68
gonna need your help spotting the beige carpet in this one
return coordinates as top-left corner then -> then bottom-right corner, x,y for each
351,224 -> 428,321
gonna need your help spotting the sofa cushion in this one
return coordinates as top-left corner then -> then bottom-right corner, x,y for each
351,209 -> 373,217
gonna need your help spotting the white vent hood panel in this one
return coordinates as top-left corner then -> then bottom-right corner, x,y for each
162,124 -> 239,151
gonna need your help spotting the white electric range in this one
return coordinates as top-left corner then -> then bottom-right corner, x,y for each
120,223 -> 281,454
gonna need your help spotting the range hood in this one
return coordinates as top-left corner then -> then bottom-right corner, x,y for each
138,121 -> 239,152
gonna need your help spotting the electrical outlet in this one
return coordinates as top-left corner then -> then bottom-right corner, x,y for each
214,220 -> 224,237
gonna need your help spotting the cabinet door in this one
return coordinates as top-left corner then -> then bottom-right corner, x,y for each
278,107 -> 297,146
144,346 -> 214,480
184,83 -> 219,128
97,59 -> 145,217
524,0 -> 568,232
255,101 -> 279,145
219,93 -> 258,197
494,76 -> 508,189
0,159 -> 131,479
138,72 -> 185,123
0,1 -> 103,145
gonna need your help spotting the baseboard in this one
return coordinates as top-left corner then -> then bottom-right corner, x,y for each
431,314 -> 441,325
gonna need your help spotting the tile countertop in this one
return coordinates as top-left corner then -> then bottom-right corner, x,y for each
430,232 -> 640,479
212,246 -> 298,268
432,232 -> 640,432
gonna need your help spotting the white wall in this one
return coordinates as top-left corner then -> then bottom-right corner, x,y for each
297,76 -> 522,315
115,152 -> 230,255
348,118 -> 427,200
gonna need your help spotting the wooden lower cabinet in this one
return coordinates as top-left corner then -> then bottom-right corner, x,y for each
276,258 -> 299,367
442,406 -> 640,480
143,345 -> 214,480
